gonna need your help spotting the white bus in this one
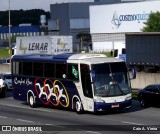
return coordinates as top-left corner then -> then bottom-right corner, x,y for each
11,53 -> 136,113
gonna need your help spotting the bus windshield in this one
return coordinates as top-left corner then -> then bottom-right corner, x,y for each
92,62 -> 131,97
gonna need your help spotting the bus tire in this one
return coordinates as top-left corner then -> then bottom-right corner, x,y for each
28,94 -> 36,108
140,97 -> 148,108
5,84 -> 8,91
75,100 -> 82,114
0,87 -> 6,98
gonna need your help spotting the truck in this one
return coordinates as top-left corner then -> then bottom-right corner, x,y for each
126,33 -> 160,72
13,35 -> 73,55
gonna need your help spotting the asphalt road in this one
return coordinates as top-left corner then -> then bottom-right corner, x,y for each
0,91 -> 160,134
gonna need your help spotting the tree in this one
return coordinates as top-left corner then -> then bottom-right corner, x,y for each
11,35 -> 21,44
142,11 -> 160,32
76,32 -> 91,42
0,9 -> 50,26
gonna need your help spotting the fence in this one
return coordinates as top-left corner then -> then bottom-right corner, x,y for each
131,72 -> 160,89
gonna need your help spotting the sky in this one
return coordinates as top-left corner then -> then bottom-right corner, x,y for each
0,0 -> 94,11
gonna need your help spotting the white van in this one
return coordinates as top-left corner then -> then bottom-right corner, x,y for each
2,73 -> 12,90
0,74 -> 6,97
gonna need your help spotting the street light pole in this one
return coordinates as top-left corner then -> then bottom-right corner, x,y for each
8,0 -> 11,71
9,0 -> 11,50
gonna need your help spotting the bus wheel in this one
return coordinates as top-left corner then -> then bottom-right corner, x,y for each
28,94 -> 36,108
75,100 -> 82,114
0,87 -> 6,98
140,97 -> 148,108
5,84 -> 8,91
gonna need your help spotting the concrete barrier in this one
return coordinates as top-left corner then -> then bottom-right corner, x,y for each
0,64 -> 10,73
131,72 -> 160,89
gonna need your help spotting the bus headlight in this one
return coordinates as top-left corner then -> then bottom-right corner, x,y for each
3,82 -> 5,87
1,82 -> 5,88
94,97 -> 105,103
125,95 -> 132,100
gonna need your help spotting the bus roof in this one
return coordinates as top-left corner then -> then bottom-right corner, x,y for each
12,53 -> 123,64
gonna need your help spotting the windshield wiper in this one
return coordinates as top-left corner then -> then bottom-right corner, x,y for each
109,82 -> 125,95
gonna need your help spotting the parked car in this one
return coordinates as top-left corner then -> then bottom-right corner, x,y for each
0,74 -> 6,97
1,58 -> 10,64
1,73 -> 12,90
138,84 -> 160,107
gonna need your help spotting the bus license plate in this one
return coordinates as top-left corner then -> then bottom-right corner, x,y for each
111,104 -> 119,108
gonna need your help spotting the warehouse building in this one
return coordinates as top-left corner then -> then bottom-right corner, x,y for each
48,1 -> 125,52
89,0 -> 160,52
48,0 -> 147,52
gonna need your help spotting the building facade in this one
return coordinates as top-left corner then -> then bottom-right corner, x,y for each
0,26 -> 41,40
90,0 -> 160,52
48,0 -> 146,52
48,1 -> 122,52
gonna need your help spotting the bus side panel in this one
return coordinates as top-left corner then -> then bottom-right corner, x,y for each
13,76 -> 81,109
12,76 -> 35,102
34,78 -> 80,109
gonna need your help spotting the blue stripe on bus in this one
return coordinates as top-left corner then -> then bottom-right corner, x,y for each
12,53 -> 75,63
12,53 -> 75,59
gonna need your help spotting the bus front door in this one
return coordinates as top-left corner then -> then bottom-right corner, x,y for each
80,64 -> 94,112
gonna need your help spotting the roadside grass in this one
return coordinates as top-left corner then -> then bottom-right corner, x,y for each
0,48 -> 10,58
132,89 -> 138,100
91,51 -> 112,57
101,52 -> 112,57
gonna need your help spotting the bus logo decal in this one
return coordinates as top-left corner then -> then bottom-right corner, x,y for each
72,65 -> 78,79
14,77 -> 33,86
34,78 -> 69,107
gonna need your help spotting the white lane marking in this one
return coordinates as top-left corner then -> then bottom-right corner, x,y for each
45,124 -> 68,129
86,131 -> 101,134
45,124 -> 55,126
122,121 -> 144,125
44,124 -> 102,134
0,116 -> 8,119
0,102 -> 52,113
0,101 -> 146,127
17,119 -> 34,123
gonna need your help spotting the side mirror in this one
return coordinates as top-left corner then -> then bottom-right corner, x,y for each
130,67 -> 136,80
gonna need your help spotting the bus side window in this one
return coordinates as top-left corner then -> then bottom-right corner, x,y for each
23,62 -> 32,76
68,64 -> 79,81
33,62 -> 44,77
19,62 -> 23,75
44,63 -> 55,78
80,64 -> 93,98
12,61 -> 22,75
56,63 -> 67,79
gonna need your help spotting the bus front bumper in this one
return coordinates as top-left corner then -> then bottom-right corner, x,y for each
94,99 -> 132,112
